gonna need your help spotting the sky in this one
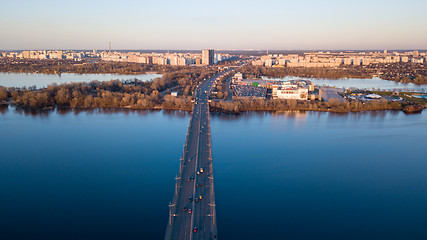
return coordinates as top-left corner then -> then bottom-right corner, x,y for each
1,0 -> 427,50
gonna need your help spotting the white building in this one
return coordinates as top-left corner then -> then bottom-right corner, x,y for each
272,84 -> 309,100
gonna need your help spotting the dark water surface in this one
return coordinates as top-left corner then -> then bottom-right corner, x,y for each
1,108 -> 426,240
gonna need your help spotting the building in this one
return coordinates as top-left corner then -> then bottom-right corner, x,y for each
202,49 -> 214,65
272,85 -> 309,100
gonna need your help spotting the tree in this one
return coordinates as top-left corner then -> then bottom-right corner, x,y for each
0,87 -> 8,101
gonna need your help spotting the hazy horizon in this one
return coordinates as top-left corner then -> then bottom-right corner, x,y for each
1,0 -> 427,50
2,48 -> 427,52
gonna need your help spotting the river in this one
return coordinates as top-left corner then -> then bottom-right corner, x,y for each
1,107 -> 426,240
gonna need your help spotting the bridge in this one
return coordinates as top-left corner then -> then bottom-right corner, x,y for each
164,69 -> 233,240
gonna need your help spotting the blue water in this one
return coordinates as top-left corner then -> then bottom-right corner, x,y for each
0,108 -> 188,240
1,107 -> 426,239
212,111 -> 427,240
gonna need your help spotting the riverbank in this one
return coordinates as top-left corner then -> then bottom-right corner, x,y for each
0,58 -> 192,75
2,98 -> 424,116
208,99 -> 421,114
240,64 -> 427,85
1,77 -> 425,115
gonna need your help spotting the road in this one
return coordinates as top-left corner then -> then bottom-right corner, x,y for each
164,68 -> 234,240
225,76 -> 234,101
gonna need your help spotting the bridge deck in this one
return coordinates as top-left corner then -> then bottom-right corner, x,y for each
164,71 -> 232,240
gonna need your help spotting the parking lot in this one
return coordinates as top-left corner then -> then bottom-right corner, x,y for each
232,85 -> 267,98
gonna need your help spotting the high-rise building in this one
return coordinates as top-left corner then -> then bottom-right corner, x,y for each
202,49 -> 214,65
413,50 -> 419,57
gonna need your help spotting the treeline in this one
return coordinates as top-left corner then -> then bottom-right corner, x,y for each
1,68 -> 216,111
388,75 -> 427,84
0,83 -> 410,113
4,80 -> 191,110
0,87 -> 7,102
241,63 -> 427,84
0,59 -> 191,74
240,66 -> 372,80
210,98 -> 403,114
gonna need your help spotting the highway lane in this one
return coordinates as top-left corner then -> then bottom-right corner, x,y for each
165,69 -> 234,240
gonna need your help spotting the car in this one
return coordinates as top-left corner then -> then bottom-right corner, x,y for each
188,209 -> 192,214
196,184 -> 200,188
189,197 -> 193,202
183,206 -> 188,212
200,168 -> 204,173
187,176 -> 194,182
195,198 -> 199,202
197,171 -> 200,175
199,195 -> 202,200
193,227 -> 198,233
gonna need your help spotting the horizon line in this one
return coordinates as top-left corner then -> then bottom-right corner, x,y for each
1,48 -> 427,52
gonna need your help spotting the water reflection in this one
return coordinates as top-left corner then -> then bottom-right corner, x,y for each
0,104 -> 8,114
4,107 -> 409,121
1,106 -> 191,119
272,110 -> 308,129
12,107 -> 54,118
162,109 -> 191,119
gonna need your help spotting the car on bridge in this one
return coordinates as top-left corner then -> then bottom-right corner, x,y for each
187,176 -> 194,181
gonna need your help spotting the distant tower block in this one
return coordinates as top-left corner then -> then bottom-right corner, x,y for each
202,49 -> 214,65
413,50 -> 419,57
109,42 -> 112,54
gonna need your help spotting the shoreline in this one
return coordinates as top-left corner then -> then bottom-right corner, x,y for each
1,103 -> 423,115
2,69 -> 426,85
0,70 -> 162,75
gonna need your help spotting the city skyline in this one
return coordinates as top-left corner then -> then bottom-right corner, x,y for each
1,0 -> 427,50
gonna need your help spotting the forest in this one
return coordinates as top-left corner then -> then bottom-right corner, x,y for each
0,82 -> 414,114
0,58 -> 192,74
240,63 -> 427,84
0,68 -> 216,111
210,97 -> 403,114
